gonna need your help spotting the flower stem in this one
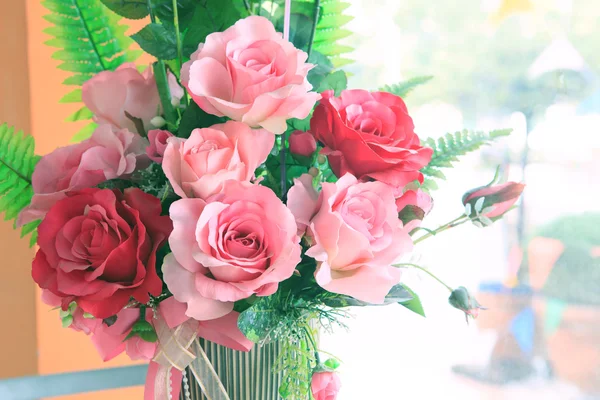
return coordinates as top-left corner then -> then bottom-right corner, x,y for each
394,263 -> 453,292
413,215 -> 468,245
280,134 -> 287,200
307,0 -> 321,58
303,323 -> 320,364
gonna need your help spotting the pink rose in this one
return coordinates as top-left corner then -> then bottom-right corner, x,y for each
162,121 -> 274,199
289,130 -> 317,157
311,371 -> 341,400
163,181 -> 301,321
181,16 -> 320,134
146,129 -> 174,163
310,90 -> 433,189
17,125 -> 147,226
288,173 -> 412,303
83,63 -> 183,134
91,308 -> 157,362
395,189 -> 433,232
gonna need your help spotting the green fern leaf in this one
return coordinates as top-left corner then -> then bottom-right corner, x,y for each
42,0 -> 141,140
0,124 -> 41,245
312,0 -> 354,66
380,75 -> 434,98
421,129 -> 512,187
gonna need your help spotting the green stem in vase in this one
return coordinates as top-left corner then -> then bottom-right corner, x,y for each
393,263 -> 454,293
171,0 -> 188,106
413,215 -> 468,244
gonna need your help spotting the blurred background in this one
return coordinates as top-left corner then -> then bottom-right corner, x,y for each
1,0 -> 599,399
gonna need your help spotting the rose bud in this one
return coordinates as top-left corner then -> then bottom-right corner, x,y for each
311,371 -> 341,400
462,181 -> 525,227
448,286 -> 486,323
146,129 -> 174,163
289,130 -> 317,158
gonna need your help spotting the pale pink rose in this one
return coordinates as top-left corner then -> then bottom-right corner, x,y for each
181,16 -> 321,134
289,130 -> 317,157
395,189 -> 433,232
311,371 -> 341,400
288,173 -> 412,303
91,308 -> 157,362
17,125 -> 147,226
82,63 -> 183,134
162,121 -> 274,199
163,181 -> 301,320
146,129 -> 174,163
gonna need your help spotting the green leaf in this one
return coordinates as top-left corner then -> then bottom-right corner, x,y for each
307,50 -> 334,89
65,107 -> 94,122
312,0 -> 354,64
71,122 -> 97,143
124,319 -> 158,343
131,23 -> 178,60
324,358 -> 341,370
182,0 -> 241,57
398,284 -> 425,317
0,124 -> 41,245
61,315 -> 74,328
59,89 -> 82,104
318,70 -> 347,96
322,284 -> 412,308
100,0 -> 150,19
421,129 -> 513,189
177,101 -> 224,139
380,75 -> 434,98
237,297 -> 282,343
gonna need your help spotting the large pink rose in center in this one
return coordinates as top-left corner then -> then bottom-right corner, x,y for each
181,16 -> 320,134
163,181 -> 301,321
162,121 -> 274,199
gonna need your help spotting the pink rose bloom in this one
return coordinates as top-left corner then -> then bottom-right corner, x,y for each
311,371 -> 341,400
17,125 -> 147,226
288,173 -> 412,303
83,63 -> 183,134
181,16 -> 320,134
162,121 -> 274,199
146,129 -> 174,163
163,181 -> 301,321
310,90 -> 433,189
395,189 -> 433,232
91,308 -> 157,362
289,130 -> 317,157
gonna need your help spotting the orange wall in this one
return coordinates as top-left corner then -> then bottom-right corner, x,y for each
0,0 -> 38,380
25,1 -> 150,399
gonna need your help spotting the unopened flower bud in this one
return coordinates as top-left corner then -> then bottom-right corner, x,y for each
308,167 -> 319,177
311,371 -> 341,400
448,286 -> 486,323
317,154 -> 327,164
289,130 -> 317,157
150,116 -> 166,128
462,181 -> 524,227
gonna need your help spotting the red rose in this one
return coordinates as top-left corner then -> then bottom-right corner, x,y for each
32,188 -> 172,319
310,90 -> 433,189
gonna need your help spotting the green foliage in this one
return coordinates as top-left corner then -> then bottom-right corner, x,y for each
311,0 -> 354,67
42,0 -> 141,140
307,50 -> 335,89
177,101 -> 225,138
322,284 -> 413,307
380,75 -> 433,98
398,284 -> 425,317
181,0 -> 242,57
100,0 -> 149,19
132,23 -> 178,60
420,129 -> 512,189
318,69 -> 348,95
0,124 -> 41,246
274,327 -> 317,400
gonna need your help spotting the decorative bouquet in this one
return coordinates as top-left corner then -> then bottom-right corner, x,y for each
2,0 -> 524,399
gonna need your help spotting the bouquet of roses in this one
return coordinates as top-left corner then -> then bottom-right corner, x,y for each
0,1 -> 524,399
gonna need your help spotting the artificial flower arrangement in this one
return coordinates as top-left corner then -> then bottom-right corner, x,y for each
1,1 -> 524,399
